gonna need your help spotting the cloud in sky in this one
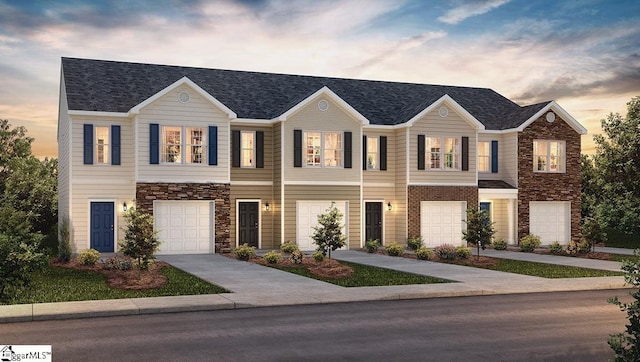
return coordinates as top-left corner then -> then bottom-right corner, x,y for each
0,0 -> 638,156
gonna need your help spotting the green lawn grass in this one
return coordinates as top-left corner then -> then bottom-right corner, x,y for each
274,260 -> 452,287
5,265 -> 228,305
464,258 -> 623,278
604,228 -> 640,249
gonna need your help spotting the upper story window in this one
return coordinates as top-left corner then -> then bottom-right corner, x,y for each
478,141 -> 490,172
241,131 -> 255,167
161,126 -> 206,164
427,136 -> 459,170
95,127 -> 110,164
366,137 -> 378,170
534,140 -> 565,173
304,131 -> 342,167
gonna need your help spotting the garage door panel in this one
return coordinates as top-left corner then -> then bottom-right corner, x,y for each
155,201 -> 214,255
421,201 -> 466,247
530,202 -> 570,245
297,201 -> 348,251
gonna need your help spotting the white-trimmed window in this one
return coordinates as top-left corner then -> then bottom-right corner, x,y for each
304,131 -> 342,167
534,140 -> 565,173
478,141 -> 490,173
95,126 -> 110,164
161,126 -> 206,164
427,136 -> 459,170
241,131 -> 255,167
367,137 -> 378,170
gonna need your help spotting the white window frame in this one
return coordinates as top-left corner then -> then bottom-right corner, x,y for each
161,125 -> 207,164
426,136 -> 460,171
478,141 -> 490,173
366,136 -> 379,170
240,131 -> 256,168
95,126 -> 110,164
533,140 -> 565,173
304,131 -> 342,168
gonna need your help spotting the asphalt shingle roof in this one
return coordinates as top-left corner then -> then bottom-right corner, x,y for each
61,57 -> 550,130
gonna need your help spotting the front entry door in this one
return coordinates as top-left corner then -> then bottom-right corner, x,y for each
90,202 -> 114,252
365,202 -> 383,243
238,202 -> 259,248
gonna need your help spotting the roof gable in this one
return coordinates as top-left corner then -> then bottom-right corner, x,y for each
405,94 -> 485,130
277,86 -> 369,124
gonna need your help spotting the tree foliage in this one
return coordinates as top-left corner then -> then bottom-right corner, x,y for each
311,202 -> 346,259
462,207 -> 495,260
119,208 -> 161,270
609,251 -> 640,361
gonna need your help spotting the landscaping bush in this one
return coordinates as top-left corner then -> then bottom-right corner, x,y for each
578,239 -> 592,254
456,246 -> 471,259
0,233 -> 47,303
519,234 -> 541,252
119,208 -> 161,270
312,250 -> 325,262
77,249 -> 100,265
407,236 -> 423,251
564,240 -> 578,256
492,239 -> 508,250
608,250 -> 640,360
263,250 -> 282,264
365,239 -> 379,253
291,250 -> 303,264
434,244 -> 457,261
58,217 -> 72,263
548,241 -> 563,254
415,246 -> 433,260
234,243 -> 256,261
385,242 -> 404,257
101,255 -> 133,270
280,241 -> 299,254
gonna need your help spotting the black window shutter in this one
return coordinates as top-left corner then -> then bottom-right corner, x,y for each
83,124 -> 93,165
149,123 -> 159,164
462,136 -> 469,171
417,134 -> 425,170
293,129 -> 302,167
231,130 -> 240,167
256,131 -> 264,168
344,131 -> 352,168
491,140 -> 499,173
379,136 -> 387,171
208,126 -> 218,166
111,125 -> 121,165
362,135 -> 367,171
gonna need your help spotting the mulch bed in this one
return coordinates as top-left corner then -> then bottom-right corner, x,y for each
370,249 -> 499,267
233,255 -> 354,279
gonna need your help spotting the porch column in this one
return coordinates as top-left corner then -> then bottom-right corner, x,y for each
507,199 -> 516,244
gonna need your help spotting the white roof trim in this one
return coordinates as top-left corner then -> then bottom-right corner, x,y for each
517,101 -> 587,135
405,94 -> 485,130
277,86 -> 369,124
68,110 -> 129,118
128,76 -> 237,119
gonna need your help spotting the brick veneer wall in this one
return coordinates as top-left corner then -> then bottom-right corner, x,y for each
517,111 -> 581,243
136,183 -> 231,253
407,185 -> 478,238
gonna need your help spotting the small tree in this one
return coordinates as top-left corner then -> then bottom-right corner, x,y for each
462,207 -> 495,260
311,202 -> 346,259
609,251 -> 640,360
582,216 -> 607,252
58,216 -> 73,263
119,208 -> 161,270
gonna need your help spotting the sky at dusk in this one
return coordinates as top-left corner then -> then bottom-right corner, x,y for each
1,0 -> 638,158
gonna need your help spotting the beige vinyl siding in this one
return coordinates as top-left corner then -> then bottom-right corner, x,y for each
137,85 -> 230,183
230,185 -> 276,249
409,107 -> 477,185
69,183 -> 135,252
284,185 -> 360,249
230,125 -> 273,182
502,132 -> 518,187
488,199 -> 509,241
362,130 -> 395,184
58,79 -> 71,224
394,128 -> 408,242
70,116 -> 135,182
273,123 -> 282,244
283,97 -> 361,182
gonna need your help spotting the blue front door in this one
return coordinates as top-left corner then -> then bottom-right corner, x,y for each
90,202 -> 114,252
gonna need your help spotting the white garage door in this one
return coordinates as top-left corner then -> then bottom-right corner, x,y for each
421,201 -> 466,247
297,201 -> 348,251
154,201 -> 214,254
530,201 -> 570,245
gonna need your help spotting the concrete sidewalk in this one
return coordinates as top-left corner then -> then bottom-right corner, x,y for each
1,248 -> 632,323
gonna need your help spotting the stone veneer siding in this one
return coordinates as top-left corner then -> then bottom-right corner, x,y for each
517,111 -> 581,243
407,185 -> 478,238
136,183 -> 231,253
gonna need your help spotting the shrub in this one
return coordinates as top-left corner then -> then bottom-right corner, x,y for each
563,240 -> 578,256
578,239 -> 592,254
456,246 -> 471,259
280,241 -> 299,254
407,236 -> 423,251
263,250 -> 282,264
119,208 -> 161,270
365,239 -> 379,253
291,250 -> 303,264
415,246 -> 433,260
492,239 -> 508,250
519,234 -> 541,252
434,244 -> 457,261
234,243 -> 257,261
608,250 -> 640,360
101,255 -> 133,270
0,233 -> 47,303
385,242 -> 404,257
312,250 -> 325,262
77,248 -> 101,265
548,241 -> 563,254
58,217 -> 73,263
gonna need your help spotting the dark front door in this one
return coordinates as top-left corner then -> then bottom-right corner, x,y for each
90,202 -> 114,252
365,202 -> 383,243
480,202 -> 492,222
238,202 -> 259,248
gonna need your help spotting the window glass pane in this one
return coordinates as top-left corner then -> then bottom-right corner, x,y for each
305,132 -> 321,166
478,141 -> 490,172
444,137 -> 459,169
186,127 -> 205,164
367,137 -> 378,170
162,126 -> 181,163
241,131 -> 254,167
324,132 -> 342,167
427,137 -> 441,169
95,127 -> 109,164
